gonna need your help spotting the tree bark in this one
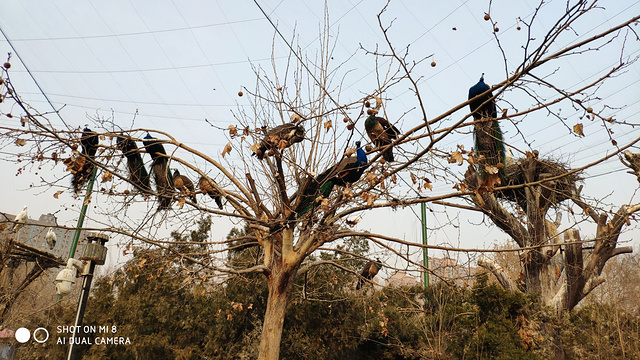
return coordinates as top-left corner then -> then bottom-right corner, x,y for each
257,265 -> 297,360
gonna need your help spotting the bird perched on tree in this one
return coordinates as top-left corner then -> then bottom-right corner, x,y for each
116,135 -> 150,193
365,96 -> 400,162
143,133 -> 173,210
72,127 -> 99,193
356,258 -> 383,290
198,176 -> 223,209
173,169 -> 196,204
468,74 -> 505,179
252,122 -> 305,160
12,206 -> 28,233
45,227 -> 57,250
291,141 -> 368,219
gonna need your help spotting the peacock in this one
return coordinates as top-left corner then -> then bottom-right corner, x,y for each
364,96 -> 400,162
468,74 -> 505,179
143,133 -> 173,210
198,176 -> 223,209
72,127 -> 99,193
116,134 -> 151,193
252,122 -> 305,160
290,141 -> 368,219
356,258 -> 383,290
173,169 -> 197,204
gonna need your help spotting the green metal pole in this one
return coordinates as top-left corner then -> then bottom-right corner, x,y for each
68,167 -> 97,259
421,203 -> 429,288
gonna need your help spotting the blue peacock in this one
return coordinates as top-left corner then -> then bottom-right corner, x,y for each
290,141 -> 368,219
468,74 -> 506,180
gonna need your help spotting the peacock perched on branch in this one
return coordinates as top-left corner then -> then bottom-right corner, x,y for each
116,134 -> 150,193
173,169 -> 197,204
143,133 -> 173,210
365,96 -> 400,162
356,258 -> 383,290
198,175 -> 223,209
72,126 -> 99,193
252,122 -> 305,160
290,141 -> 368,220
468,74 -> 505,180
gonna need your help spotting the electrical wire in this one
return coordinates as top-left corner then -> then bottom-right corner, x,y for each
0,24 -> 70,130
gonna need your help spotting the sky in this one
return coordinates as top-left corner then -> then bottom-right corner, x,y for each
0,0 -> 639,276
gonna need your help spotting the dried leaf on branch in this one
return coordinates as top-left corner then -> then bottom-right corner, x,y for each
222,142 -> 232,157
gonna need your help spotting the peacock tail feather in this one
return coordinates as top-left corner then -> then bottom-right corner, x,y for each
474,119 -> 506,179
117,136 -> 151,193
291,169 -> 335,219
152,158 -> 173,209
129,156 -> 151,192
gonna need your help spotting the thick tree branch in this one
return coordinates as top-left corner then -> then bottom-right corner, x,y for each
478,256 -> 520,293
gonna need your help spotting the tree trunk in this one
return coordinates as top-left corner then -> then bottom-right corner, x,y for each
257,266 -> 297,360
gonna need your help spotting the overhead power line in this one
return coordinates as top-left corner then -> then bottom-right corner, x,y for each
0,24 -> 70,130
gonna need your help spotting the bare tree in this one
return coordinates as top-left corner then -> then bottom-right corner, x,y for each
1,1 -> 639,359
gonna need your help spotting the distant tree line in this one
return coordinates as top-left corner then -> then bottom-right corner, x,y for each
19,218 -> 640,359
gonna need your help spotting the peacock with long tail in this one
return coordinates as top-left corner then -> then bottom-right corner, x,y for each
468,74 -> 505,180
72,126 -> 99,193
290,141 -> 368,220
143,133 -> 173,210
116,134 -> 151,193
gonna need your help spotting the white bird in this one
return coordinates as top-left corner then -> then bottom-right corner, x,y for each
45,227 -> 57,250
505,147 -> 515,167
12,206 -> 28,233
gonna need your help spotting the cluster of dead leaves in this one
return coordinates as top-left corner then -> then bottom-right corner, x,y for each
121,242 -> 135,256
448,151 -> 464,165
320,197 -> 330,212
342,186 -> 354,200
516,314 -> 543,350
484,163 -> 503,175
227,125 -> 250,138
478,173 -> 502,194
453,182 -> 467,192
101,171 -> 113,183
223,125 -> 253,157
361,192 -> 377,206
219,302 -> 254,321
377,309 -> 389,337
447,145 -> 475,166
63,155 -> 85,174
409,173 -> 433,191
365,172 -> 378,187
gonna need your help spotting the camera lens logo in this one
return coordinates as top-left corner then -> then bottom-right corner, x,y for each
14,327 -> 49,343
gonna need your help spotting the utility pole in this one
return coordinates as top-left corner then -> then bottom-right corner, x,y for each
56,168 -> 98,302
67,232 -> 109,360
63,167 -> 109,359
68,167 -> 97,259
421,203 -> 429,289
